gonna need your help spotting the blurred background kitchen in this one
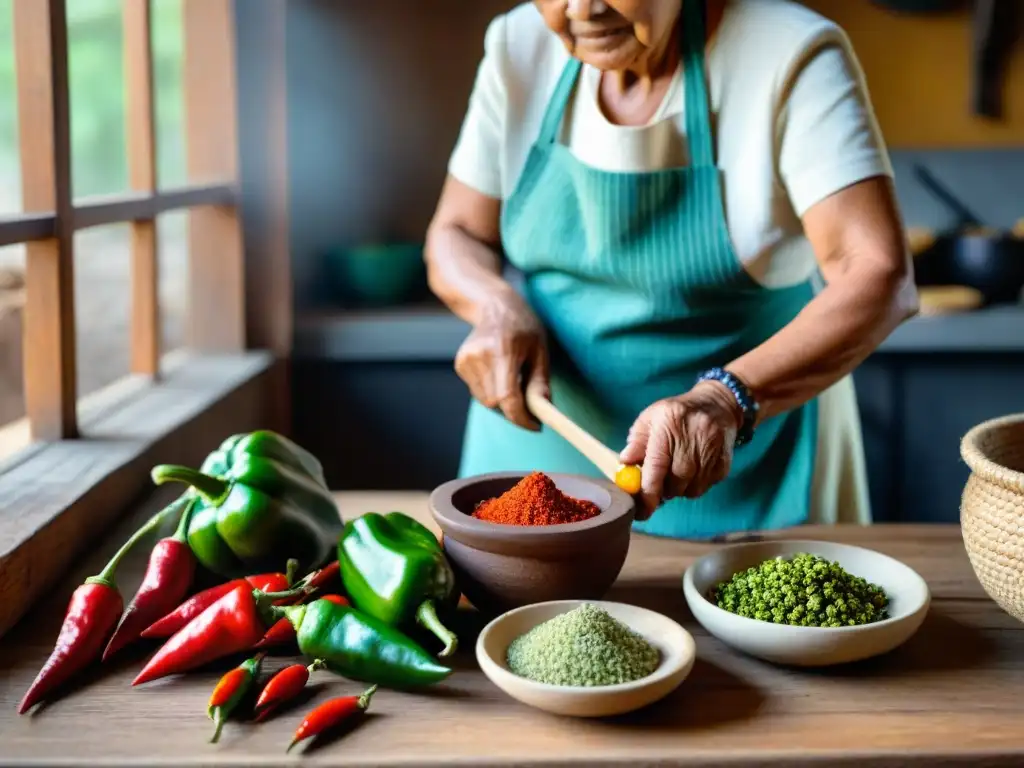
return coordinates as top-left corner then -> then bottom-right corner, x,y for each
0,0 -> 1022,525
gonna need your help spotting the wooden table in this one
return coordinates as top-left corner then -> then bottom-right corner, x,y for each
1,489 -> 1021,766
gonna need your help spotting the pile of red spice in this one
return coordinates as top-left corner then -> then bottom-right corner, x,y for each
472,472 -> 601,526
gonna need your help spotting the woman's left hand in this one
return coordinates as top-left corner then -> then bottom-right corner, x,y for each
619,381 -> 745,520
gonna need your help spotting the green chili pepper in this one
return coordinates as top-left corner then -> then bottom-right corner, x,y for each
273,598 -> 452,689
339,513 -> 459,657
151,432 -> 341,579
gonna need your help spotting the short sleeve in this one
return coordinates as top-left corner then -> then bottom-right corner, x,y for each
777,33 -> 894,218
447,15 -> 508,199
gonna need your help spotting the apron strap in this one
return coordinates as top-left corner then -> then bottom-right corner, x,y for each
681,0 -> 715,168
538,58 -> 583,146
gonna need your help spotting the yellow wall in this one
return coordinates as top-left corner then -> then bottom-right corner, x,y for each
802,0 -> 1024,148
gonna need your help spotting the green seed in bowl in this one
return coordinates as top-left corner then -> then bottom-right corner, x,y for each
710,552 -> 889,627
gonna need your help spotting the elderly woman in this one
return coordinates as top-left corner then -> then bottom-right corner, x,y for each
425,0 -> 917,538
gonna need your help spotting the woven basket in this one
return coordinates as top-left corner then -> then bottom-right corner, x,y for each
961,414 -> 1024,623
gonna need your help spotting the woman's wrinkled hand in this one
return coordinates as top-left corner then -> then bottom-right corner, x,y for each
454,292 -> 550,431
619,381 -> 744,520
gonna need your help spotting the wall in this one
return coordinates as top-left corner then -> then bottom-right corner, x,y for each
285,0 -> 517,309
803,0 -> 1024,148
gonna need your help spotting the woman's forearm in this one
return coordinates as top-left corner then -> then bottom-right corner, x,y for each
726,260 -> 918,422
425,222 -> 517,327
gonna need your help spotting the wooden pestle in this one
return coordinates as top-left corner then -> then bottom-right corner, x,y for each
524,383 -> 642,495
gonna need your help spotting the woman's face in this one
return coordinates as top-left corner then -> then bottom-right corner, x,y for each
535,0 -> 681,71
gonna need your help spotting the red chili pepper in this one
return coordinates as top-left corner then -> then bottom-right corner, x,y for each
254,659 -> 324,722
254,594 -> 348,650
252,618 -> 294,650
309,560 -> 340,590
102,498 -> 200,661
277,561 -> 341,607
132,583 -> 303,686
140,570 -> 292,640
287,685 -> 378,753
19,502 -> 183,714
208,653 -> 265,743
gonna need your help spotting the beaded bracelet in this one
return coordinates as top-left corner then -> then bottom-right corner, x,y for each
695,367 -> 758,447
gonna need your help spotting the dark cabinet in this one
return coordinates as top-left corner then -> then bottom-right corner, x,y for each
857,355 -> 1024,523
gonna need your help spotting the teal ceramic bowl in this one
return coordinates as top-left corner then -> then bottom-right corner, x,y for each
325,243 -> 428,307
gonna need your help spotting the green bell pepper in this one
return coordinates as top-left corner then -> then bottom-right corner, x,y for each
152,433 -> 341,579
201,431 -> 327,485
339,512 -> 459,657
274,598 -> 452,689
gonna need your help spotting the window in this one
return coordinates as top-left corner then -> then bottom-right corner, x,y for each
0,0 -> 287,639
0,0 -> 243,449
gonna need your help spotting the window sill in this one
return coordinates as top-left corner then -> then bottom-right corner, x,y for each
0,349 -> 276,638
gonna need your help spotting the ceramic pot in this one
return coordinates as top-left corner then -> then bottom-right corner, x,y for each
429,472 -> 635,617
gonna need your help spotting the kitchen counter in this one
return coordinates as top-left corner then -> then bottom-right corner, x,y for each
293,303 -> 1024,362
2,489 -> 1023,766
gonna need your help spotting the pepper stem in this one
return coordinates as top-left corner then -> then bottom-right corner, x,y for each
170,495 -> 198,544
87,497 -> 187,588
285,558 -> 299,587
151,464 -> 231,505
210,708 -> 225,744
358,684 -> 378,710
307,658 -> 326,674
258,587 -> 312,602
415,600 -> 458,658
255,591 -> 309,629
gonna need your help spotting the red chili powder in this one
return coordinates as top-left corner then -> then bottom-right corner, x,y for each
472,472 -> 601,526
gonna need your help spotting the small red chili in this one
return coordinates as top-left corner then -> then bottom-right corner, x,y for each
103,498 -> 199,661
309,560 -> 340,590
140,568 -> 293,639
132,583 -> 304,685
18,502 -> 181,714
18,583 -> 122,715
208,653 -> 265,743
287,685 -> 378,753
279,561 -> 341,607
254,594 -> 348,650
254,659 -> 325,722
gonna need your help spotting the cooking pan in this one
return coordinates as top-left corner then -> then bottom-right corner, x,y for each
911,165 -> 1024,306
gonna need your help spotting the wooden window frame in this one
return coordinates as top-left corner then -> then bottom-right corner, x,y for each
0,0 -> 292,638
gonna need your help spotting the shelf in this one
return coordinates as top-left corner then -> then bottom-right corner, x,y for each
878,304 -> 1024,353
294,304 -> 470,362
293,303 -> 1024,363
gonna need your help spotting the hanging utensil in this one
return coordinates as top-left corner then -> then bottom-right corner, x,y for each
971,0 -> 1020,119
913,165 -> 985,228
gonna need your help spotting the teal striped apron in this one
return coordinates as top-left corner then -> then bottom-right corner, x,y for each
458,0 -> 817,539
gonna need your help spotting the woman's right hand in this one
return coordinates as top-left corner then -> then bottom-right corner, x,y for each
455,290 -> 550,431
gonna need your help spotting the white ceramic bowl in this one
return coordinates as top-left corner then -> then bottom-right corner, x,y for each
683,540 -> 930,667
476,600 -> 696,718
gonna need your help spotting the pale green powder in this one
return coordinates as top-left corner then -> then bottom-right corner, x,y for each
506,604 -> 660,687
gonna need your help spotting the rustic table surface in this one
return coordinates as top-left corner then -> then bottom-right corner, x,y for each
0,489 -> 1020,767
